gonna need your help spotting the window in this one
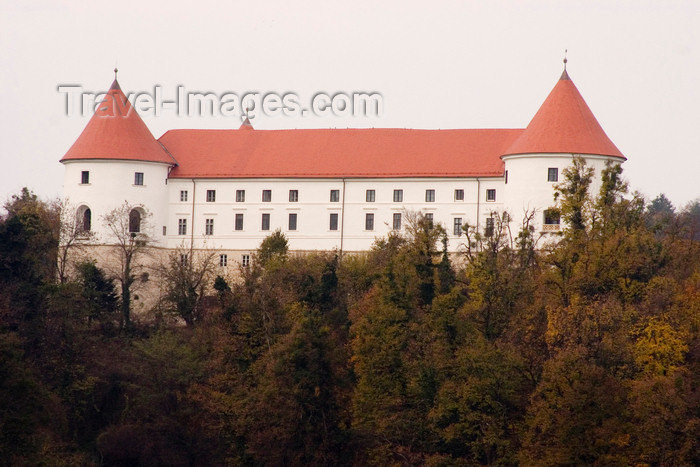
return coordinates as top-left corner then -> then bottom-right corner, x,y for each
219,254 -> 228,267
134,172 -> 144,186
453,217 -> 462,236
486,189 -> 496,202
262,189 -> 272,202
544,209 -> 561,225
78,207 -> 91,232
180,190 -> 188,202
206,190 -> 216,202
330,189 -> 340,202
548,167 -> 559,182
366,189 -> 376,202
485,217 -> 495,237
81,171 -> 90,184
163,226 -> 167,236
425,189 -> 435,202
425,213 -> 433,227
289,190 -> 299,202
205,218 -> 214,235
365,213 -> 374,231
235,214 -> 244,231
505,170 -> 509,184
454,189 -> 464,201
128,209 -> 141,233
393,189 -> 403,202
178,218 -> 187,235
241,254 -> 251,268
330,213 -> 339,231
180,254 -> 188,266
288,213 -> 297,231
261,213 -> 270,231
236,190 -> 245,202
393,213 -> 402,230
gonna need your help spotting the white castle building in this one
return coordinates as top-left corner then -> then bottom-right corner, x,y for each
60,63 -> 625,266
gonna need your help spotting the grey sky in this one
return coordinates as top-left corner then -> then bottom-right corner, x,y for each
1,1 -> 698,208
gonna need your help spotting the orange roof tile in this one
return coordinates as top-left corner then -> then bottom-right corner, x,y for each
502,70 -> 625,159
60,79 -> 176,165
160,128 -> 523,179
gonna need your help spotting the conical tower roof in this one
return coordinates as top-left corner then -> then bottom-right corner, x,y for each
61,72 -> 176,165
502,67 -> 625,159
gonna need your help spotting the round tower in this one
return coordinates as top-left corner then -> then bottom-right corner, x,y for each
60,71 -> 176,245
500,63 -> 626,235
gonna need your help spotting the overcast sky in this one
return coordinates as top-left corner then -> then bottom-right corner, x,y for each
1,1 -> 698,209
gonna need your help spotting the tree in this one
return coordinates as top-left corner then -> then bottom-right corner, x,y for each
102,202 -> 153,329
159,246 -> 218,327
76,261 -> 118,326
257,228 -> 289,268
552,156 -> 594,234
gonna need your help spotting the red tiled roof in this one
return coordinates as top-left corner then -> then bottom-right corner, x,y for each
160,128 -> 523,179
502,70 -> 625,159
60,80 -> 176,165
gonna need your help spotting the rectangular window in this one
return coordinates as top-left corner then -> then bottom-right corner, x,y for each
206,190 -> 216,202
393,213 -> 402,230
235,213 -> 244,231
162,226 -> 167,236
261,213 -> 270,231
330,189 -> 340,202
236,190 -> 245,202
180,254 -> 188,266
366,189 -> 375,202
288,213 -> 297,231
205,218 -> 214,236
178,218 -> 187,235
219,254 -> 228,267
425,189 -> 435,202
134,172 -> 144,186
329,213 -> 339,231
454,189 -> 464,201
548,167 -> 559,182
486,189 -> 496,202
262,189 -> 272,202
393,189 -> 403,202
485,217 -> 495,237
453,217 -> 462,236
81,171 -> 89,184
241,254 -> 250,268
505,170 -> 509,184
544,209 -> 561,225
425,212 -> 433,227
180,190 -> 188,202
365,213 -> 374,231
289,190 -> 299,202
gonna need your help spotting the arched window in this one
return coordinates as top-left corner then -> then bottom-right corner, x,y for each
77,206 -> 91,233
129,209 -> 141,233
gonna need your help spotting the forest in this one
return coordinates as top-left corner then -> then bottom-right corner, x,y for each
1,160 -> 698,466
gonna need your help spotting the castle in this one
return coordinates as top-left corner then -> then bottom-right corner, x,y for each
60,62 -> 625,267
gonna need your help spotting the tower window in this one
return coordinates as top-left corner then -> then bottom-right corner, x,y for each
365,213 -> 374,231
548,168 -> 559,182
134,172 -> 144,186
81,171 -> 90,184
128,209 -> 141,233
77,206 -> 91,232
